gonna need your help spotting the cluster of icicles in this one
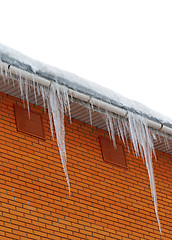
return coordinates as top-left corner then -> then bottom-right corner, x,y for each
1,63 -> 169,233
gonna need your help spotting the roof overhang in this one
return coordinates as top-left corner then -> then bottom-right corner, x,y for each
0,59 -> 172,155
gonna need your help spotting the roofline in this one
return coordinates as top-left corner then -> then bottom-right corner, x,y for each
1,54 -> 172,135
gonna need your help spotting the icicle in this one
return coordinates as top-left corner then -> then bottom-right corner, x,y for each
90,97 -> 94,110
105,112 -> 112,138
88,98 -> 94,126
8,65 -> 12,76
0,63 -> 3,77
12,75 -> 15,87
115,117 -> 129,150
0,64 -> 5,83
4,64 -> 8,78
40,85 -> 46,111
127,112 -> 161,233
19,72 -> 25,105
89,108 -> 93,126
105,111 -> 116,148
117,118 -> 126,142
69,90 -> 73,102
32,75 -> 38,104
44,88 -> 54,140
36,81 -> 41,97
49,83 -> 70,194
24,79 -> 30,118
62,87 -> 71,123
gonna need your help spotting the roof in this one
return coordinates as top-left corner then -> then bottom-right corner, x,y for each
0,44 -> 172,129
0,44 -> 172,154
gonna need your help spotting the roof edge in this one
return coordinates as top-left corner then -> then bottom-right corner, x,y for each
1,60 -> 172,137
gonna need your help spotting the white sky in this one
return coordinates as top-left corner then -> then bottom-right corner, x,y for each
1,0 -> 172,119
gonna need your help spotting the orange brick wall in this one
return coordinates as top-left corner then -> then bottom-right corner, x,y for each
0,91 -> 171,240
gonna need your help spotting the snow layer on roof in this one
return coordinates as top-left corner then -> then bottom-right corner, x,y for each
0,43 -> 172,126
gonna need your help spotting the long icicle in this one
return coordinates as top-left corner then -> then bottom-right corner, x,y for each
49,83 -> 70,194
128,112 -> 161,233
105,111 -> 116,148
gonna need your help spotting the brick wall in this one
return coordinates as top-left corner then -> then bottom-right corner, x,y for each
0,91 -> 171,240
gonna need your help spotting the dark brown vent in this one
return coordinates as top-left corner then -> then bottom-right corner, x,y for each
14,105 -> 45,140
99,137 -> 127,168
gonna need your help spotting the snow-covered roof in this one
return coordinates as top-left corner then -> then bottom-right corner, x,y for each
0,44 -> 172,129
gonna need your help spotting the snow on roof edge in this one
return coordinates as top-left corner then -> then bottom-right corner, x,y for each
0,43 -> 172,128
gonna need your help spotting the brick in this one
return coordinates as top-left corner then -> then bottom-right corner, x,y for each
0,91 -> 171,240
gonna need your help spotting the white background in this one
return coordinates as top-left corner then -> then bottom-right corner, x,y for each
1,0 -> 172,119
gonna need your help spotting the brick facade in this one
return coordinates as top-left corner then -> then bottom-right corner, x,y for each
0,91 -> 171,239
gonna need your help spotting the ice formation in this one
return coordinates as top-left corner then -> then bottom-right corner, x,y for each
128,112 -> 161,233
0,43 -> 172,125
104,110 -> 163,232
0,63 -> 71,194
1,51 -> 171,233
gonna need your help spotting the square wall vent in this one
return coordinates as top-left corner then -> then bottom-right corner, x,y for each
99,137 -> 127,168
14,105 -> 45,140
